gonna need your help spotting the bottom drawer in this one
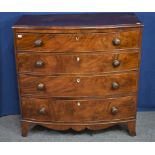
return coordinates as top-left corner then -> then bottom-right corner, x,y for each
21,96 -> 137,123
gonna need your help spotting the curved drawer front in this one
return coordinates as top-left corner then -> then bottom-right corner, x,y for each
21,96 -> 136,122
16,30 -> 140,52
22,97 -> 51,122
17,51 -> 139,74
19,72 -> 138,97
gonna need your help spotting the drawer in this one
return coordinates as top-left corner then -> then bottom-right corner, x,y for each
22,97 -> 51,122
19,72 -> 138,97
17,51 -> 139,74
21,96 -> 137,122
15,30 -> 140,52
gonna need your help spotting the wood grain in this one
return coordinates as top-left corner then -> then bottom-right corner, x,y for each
19,72 -> 138,97
14,27 -> 142,34
16,31 -> 140,52
22,98 -> 51,122
13,13 -> 142,136
21,119 -> 136,135
17,50 -> 139,75
21,95 -> 136,122
13,13 -> 142,29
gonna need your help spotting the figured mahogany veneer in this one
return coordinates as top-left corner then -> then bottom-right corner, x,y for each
19,72 -> 138,97
17,50 -> 139,75
13,13 -> 143,137
15,31 -> 140,52
22,96 -> 136,122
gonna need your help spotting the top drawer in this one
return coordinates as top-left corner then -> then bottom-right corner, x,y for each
15,30 -> 140,52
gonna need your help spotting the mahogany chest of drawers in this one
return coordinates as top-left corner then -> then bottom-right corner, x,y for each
13,13 -> 143,137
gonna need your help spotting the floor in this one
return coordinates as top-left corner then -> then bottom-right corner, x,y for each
0,112 -> 155,142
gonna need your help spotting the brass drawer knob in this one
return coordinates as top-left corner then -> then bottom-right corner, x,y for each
112,59 -> 120,67
38,107 -> 46,115
112,82 -> 119,90
76,78 -> 80,83
37,83 -> 45,91
111,106 -> 118,115
34,39 -> 43,47
35,60 -> 44,68
113,38 -> 121,46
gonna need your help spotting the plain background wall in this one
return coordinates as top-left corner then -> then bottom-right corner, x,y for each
0,12 -> 155,116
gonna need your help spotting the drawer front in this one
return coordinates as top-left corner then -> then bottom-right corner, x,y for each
21,96 -> 137,122
17,51 -> 139,74
16,30 -> 140,52
22,97 -> 51,122
19,72 -> 138,97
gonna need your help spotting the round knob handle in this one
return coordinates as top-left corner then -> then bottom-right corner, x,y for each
111,106 -> 118,115
34,40 -> 43,47
112,82 -> 119,90
37,83 -> 45,91
113,38 -> 121,46
38,107 -> 46,115
35,60 -> 44,68
112,59 -> 120,67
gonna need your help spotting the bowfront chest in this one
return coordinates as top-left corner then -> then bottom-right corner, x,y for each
13,13 -> 143,137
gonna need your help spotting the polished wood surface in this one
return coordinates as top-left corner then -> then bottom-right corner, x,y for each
21,119 -> 136,134
13,13 -> 142,29
50,96 -> 136,122
17,50 -> 139,75
13,13 -> 143,137
22,97 -> 51,122
14,27 -> 142,34
19,72 -> 138,97
16,30 -> 140,52
127,120 -> 136,136
21,96 -> 136,122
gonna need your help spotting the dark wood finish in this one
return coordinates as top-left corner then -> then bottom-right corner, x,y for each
22,98 -> 51,122
13,13 -> 143,137
22,119 -> 135,133
19,72 -> 138,97
13,27 -> 141,34
126,120 -> 136,136
21,121 -> 30,137
16,31 -> 140,52
13,13 -> 142,29
127,121 -> 136,136
21,96 -> 136,122
17,50 -> 139,75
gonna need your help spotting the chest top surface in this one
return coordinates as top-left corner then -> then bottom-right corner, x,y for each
13,13 -> 142,29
